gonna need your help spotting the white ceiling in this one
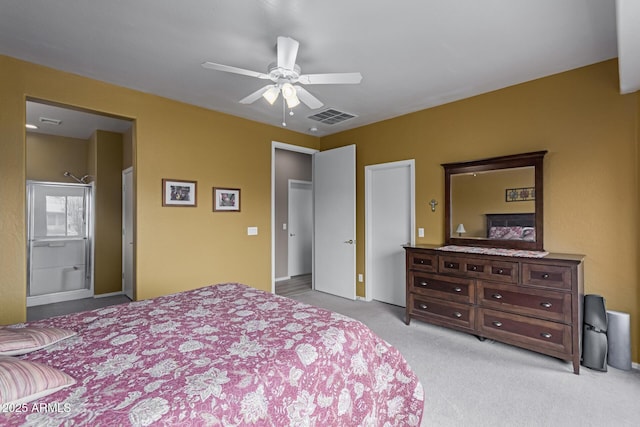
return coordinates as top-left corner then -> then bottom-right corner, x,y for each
26,102 -> 132,139
2,1 -> 638,137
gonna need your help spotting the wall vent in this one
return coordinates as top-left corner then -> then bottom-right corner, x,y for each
307,108 -> 357,125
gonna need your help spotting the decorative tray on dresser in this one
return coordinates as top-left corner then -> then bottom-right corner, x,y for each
405,244 -> 584,374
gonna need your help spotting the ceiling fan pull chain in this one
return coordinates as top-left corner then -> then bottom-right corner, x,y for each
282,97 -> 287,127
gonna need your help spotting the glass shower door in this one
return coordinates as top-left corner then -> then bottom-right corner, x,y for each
27,182 -> 93,305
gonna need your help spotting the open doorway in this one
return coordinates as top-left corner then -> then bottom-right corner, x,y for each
272,142 -> 317,297
25,99 -> 134,315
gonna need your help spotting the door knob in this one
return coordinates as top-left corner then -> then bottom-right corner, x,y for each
290,233 -> 296,237
344,239 -> 355,244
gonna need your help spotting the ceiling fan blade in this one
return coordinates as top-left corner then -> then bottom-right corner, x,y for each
294,86 -> 324,109
201,62 -> 270,79
277,36 -> 299,70
298,72 -> 362,85
239,85 -> 274,104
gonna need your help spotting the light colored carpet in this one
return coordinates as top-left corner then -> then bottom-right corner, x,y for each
290,290 -> 640,427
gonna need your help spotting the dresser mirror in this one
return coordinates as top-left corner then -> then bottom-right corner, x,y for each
443,151 -> 547,251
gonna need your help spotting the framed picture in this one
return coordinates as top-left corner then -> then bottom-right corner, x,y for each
505,187 -> 535,202
162,179 -> 197,207
213,187 -> 241,212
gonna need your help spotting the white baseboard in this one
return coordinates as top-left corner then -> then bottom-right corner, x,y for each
275,276 -> 291,282
94,291 -> 124,298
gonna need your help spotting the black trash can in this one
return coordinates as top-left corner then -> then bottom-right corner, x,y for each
582,294 -> 608,371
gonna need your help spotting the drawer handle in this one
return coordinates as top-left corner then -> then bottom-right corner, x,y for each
542,273 -> 550,279
491,293 -> 503,300
496,268 -> 504,274
453,286 -> 462,293
470,265 -> 478,271
540,302 -> 552,308
540,332 -> 552,339
446,263 -> 455,269
418,281 -> 428,287
492,321 -> 503,327
453,311 -> 462,318
419,304 -> 428,310
418,259 -> 425,264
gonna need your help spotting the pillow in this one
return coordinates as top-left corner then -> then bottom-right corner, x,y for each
521,227 -> 535,241
0,356 -> 75,405
0,327 -> 77,356
489,226 -> 523,240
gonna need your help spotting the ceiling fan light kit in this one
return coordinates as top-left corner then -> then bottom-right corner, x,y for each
281,83 -> 300,108
202,36 -> 362,127
262,86 -> 280,105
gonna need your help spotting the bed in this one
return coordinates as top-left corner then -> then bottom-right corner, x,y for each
1,283 -> 424,426
486,213 -> 535,241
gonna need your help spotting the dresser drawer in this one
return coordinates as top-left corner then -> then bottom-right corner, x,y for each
410,295 -> 475,330
407,250 -> 438,272
439,255 -> 518,283
522,263 -> 572,290
478,308 -> 572,356
410,272 -> 474,304
478,281 -> 571,323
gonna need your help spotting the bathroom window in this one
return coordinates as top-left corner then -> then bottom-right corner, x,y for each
45,195 -> 84,236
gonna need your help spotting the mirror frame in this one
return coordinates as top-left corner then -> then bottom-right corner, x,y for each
443,151 -> 547,251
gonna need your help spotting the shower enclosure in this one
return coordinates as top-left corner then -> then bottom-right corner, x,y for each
27,181 -> 94,306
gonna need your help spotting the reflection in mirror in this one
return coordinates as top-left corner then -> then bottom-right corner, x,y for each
451,167 -> 535,239
443,151 -> 546,251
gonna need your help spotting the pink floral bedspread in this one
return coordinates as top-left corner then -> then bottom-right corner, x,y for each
3,283 -> 423,426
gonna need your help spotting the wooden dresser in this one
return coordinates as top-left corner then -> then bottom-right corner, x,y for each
405,245 -> 584,374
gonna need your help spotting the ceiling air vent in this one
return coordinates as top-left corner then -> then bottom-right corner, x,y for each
307,108 -> 357,125
39,117 -> 62,126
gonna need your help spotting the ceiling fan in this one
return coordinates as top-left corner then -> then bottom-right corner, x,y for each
201,36 -> 362,110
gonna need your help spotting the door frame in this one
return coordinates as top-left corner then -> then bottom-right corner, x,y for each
364,159 -> 415,302
271,141 -> 318,293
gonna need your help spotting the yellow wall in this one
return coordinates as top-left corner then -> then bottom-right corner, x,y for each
321,60 -> 639,362
90,130 -> 124,295
123,126 -> 134,170
0,55 -> 319,324
26,133 -> 89,182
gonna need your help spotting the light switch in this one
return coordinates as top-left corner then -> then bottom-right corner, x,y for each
283,223 -> 287,230
418,228 -> 425,238
247,227 -> 258,236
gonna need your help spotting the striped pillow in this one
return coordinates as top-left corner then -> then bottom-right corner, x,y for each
0,356 -> 75,405
0,327 -> 77,356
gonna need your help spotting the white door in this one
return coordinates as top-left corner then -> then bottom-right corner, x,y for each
122,167 -> 134,299
288,180 -> 313,277
313,145 -> 356,300
365,160 -> 414,306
